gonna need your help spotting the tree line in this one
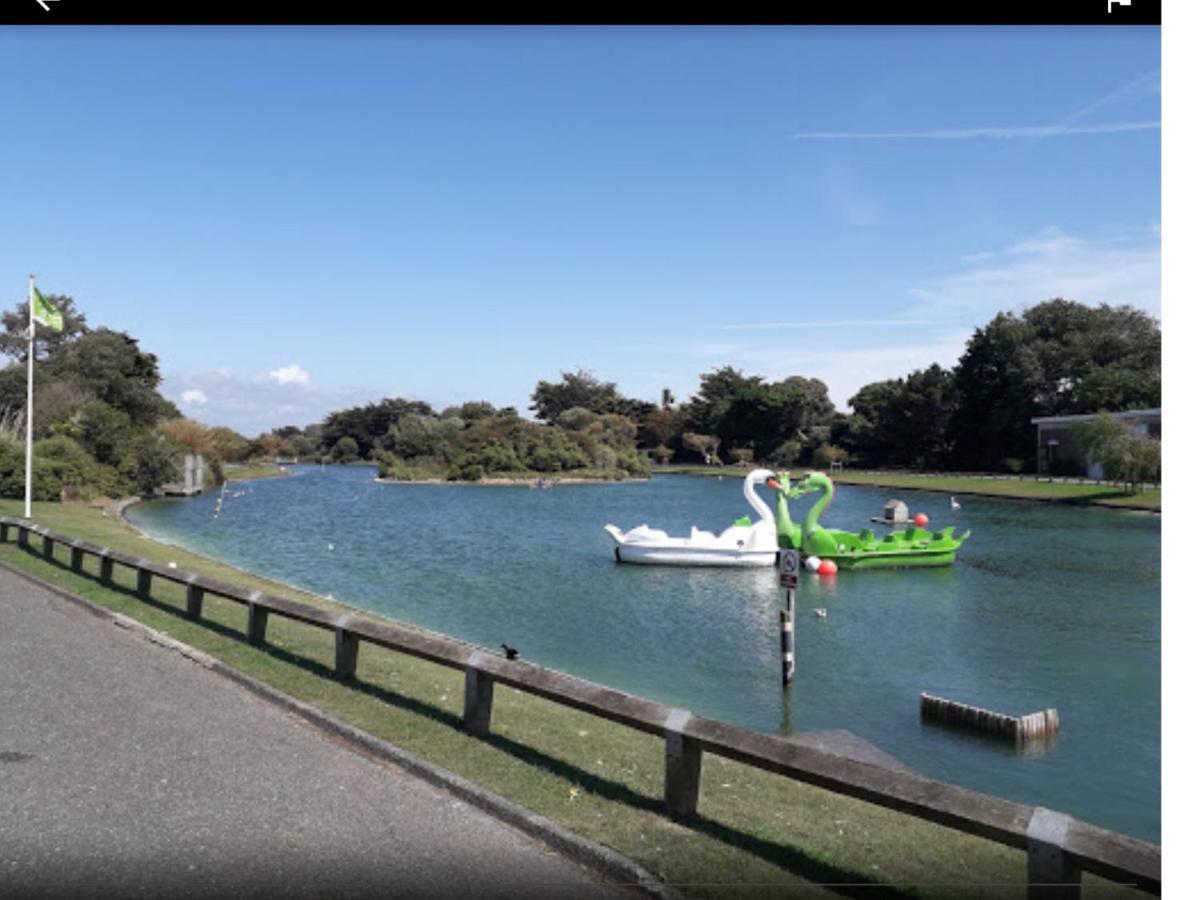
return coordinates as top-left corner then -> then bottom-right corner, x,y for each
0,297 -> 186,500
0,294 -> 1161,498
293,298 -> 1158,481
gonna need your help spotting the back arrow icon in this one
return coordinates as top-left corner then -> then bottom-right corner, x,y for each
36,0 -> 61,10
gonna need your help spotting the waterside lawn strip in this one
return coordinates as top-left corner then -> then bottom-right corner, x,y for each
661,466 -> 1160,511
0,498 -> 1148,898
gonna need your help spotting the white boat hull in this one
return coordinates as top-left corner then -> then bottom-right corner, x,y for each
612,541 -> 778,567
604,468 -> 780,568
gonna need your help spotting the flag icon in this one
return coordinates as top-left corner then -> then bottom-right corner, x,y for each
32,286 -> 63,331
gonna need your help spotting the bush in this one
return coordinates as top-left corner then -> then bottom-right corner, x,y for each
330,435 -> 360,463
34,435 -> 128,499
999,457 -> 1027,474
120,432 -> 182,497
730,447 -> 755,466
812,444 -> 849,469
769,439 -> 806,467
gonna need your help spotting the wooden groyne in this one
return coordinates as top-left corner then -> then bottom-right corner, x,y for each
921,692 -> 1059,743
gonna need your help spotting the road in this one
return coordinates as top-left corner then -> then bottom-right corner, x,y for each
0,566 -> 635,899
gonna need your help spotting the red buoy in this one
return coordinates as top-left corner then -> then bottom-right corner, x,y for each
817,559 -> 838,576
913,512 -> 930,527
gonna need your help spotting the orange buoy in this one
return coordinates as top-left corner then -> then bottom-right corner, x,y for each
817,559 -> 838,576
913,512 -> 930,527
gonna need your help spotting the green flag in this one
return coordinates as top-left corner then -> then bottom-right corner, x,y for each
32,286 -> 63,331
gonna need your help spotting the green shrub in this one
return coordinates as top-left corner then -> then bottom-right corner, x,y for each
34,435 -> 128,499
120,432 -> 181,497
1000,457 -> 1026,474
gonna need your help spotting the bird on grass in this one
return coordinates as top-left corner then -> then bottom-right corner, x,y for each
501,643 -> 520,660
950,496 -> 962,510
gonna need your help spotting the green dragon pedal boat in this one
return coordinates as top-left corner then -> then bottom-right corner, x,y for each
767,471 -> 970,569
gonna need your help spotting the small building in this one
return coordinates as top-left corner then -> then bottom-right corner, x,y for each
871,499 -> 909,525
1030,408 -> 1160,478
161,453 -> 208,497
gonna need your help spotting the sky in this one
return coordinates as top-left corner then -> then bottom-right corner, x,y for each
0,26 -> 1160,435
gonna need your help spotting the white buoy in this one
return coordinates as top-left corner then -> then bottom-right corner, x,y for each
328,543 -> 335,551
805,555 -> 821,572
814,608 -> 827,619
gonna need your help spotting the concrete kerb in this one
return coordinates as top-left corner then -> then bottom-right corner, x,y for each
0,558 -> 678,900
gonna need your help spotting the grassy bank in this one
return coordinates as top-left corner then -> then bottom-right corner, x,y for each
658,465 -> 1161,512
377,467 -> 648,485
224,462 -> 294,482
0,498 -> 1142,898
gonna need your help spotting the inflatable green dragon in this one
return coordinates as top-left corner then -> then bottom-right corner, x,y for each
768,471 -> 969,569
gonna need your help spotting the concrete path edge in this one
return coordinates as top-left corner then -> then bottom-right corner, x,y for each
0,558 -> 679,900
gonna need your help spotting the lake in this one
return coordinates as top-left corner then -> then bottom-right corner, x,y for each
127,465 -> 1161,842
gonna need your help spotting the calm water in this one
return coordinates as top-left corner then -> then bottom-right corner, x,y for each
128,466 -> 1161,841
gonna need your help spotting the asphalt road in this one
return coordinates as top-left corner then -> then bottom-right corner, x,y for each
0,567 -> 634,900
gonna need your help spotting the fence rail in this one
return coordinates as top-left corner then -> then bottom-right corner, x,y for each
0,516 -> 1161,897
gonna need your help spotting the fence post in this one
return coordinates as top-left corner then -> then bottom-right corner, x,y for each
99,549 -> 114,585
0,522 -> 9,543
246,591 -> 268,645
17,526 -> 29,549
185,576 -> 204,620
70,545 -> 84,572
43,534 -> 55,560
1026,807 -> 1081,899
462,650 -> 494,736
664,708 -> 702,818
334,614 -> 359,680
136,563 -> 152,598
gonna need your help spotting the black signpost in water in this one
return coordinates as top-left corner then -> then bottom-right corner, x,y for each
779,549 -> 799,686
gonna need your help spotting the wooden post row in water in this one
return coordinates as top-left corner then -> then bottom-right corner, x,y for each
920,692 -> 1059,743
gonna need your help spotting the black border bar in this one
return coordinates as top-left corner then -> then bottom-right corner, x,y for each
0,2 -> 1164,27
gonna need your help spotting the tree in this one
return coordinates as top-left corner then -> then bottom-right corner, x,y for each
682,432 -> 721,465
0,295 -> 89,361
209,426 -> 250,463
44,328 -> 178,428
529,370 -> 624,424
158,418 -> 214,457
1073,413 -> 1161,493
120,432 -> 181,498
849,365 -> 958,469
330,435 -> 359,463
952,300 -> 1160,470
321,397 -> 434,459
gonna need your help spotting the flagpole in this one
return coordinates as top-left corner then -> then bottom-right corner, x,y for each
25,274 -> 35,519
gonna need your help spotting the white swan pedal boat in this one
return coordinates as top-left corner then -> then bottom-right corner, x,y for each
604,468 -> 779,567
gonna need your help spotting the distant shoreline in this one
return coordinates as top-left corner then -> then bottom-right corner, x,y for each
374,475 -> 648,486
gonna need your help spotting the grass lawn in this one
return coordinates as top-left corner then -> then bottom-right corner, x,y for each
0,498 -> 1146,898
658,465 -> 1160,512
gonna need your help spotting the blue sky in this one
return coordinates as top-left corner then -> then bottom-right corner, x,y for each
0,26 -> 1160,435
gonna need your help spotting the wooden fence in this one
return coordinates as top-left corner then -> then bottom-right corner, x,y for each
0,516 -> 1161,897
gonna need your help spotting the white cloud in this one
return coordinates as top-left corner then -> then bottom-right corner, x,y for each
617,225 -> 1159,410
908,226 -> 1161,320
180,389 -> 208,405
792,121 -> 1159,141
793,70 -> 1160,143
162,369 -> 386,436
268,364 -> 311,386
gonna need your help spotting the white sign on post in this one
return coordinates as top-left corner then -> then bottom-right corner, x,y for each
779,549 -> 800,588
